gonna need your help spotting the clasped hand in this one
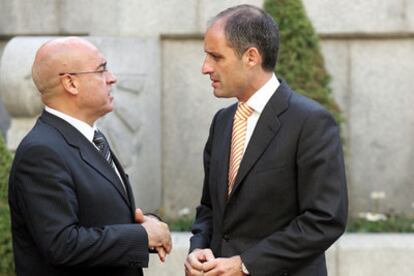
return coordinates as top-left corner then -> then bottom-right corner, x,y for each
135,208 -> 172,262
185,249 -> 245,276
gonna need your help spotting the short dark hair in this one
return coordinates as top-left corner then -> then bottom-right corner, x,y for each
209,4 -> 279,71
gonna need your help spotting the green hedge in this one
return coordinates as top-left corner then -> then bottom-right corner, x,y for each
0,134 -> 14,275
264,0 -> 342,123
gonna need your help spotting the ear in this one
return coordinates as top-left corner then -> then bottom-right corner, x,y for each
60,74 -> 79,95
243,47 -> 262,68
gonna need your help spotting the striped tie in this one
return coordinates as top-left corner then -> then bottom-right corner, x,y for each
93,130 -> 114,166
93,129 -> 127,193
228,102 -> 254,194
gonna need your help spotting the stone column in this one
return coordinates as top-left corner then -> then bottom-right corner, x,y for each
0,37 -> 46,150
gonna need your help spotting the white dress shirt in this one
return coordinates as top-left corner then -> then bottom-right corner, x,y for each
243,73 -> 280,153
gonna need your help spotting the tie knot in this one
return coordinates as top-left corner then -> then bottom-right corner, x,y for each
235,102 -> 254,121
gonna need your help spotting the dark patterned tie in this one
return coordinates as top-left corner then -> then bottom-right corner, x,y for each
93,130 -> 113,165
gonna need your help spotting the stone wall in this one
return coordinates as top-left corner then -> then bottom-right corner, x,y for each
303,0 -> 414,217
0,0 -> 413,218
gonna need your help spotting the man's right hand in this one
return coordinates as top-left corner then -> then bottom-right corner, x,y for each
135,208 -> 172,262
185,248 -> 215,276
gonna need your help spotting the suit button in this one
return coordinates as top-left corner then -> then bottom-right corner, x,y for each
223,234 -> 230,241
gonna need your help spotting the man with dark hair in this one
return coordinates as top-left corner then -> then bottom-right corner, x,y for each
185,5 -> 347,276
8,37 -> 171,276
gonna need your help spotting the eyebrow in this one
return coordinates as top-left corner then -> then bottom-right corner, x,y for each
206,51 -> 223,59
96,61 -> 107,70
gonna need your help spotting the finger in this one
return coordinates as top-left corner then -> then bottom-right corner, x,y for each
202,259 -> 217,272
185,261 -> 202,276
185,264 -> 204,276
188,253 -> 204,270
157,246 -> 166,262
135,208 -> 145,223
164,234 -> 173,253
204,249 -> 215,262
204,268 -> 218,276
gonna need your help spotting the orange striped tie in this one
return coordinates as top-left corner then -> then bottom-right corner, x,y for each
228,102 -> 254,193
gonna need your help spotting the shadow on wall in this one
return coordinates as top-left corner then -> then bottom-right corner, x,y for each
0,99 -> 10,139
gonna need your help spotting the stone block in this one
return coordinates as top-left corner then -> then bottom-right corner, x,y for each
337,234 -> 414,275
326,242 -> 338,276
161,39 -> 232,218
59,0 -> 95,34
303,0 -> 412,35
0,0 -> 59,35
348,40 -> 414,216
320,40 -> 351,120
89,0 -> 198,36
319,40 -> 352,179
408,0 -> 414,31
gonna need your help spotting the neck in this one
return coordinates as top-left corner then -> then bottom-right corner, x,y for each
46,103 -> 96,126
238,71 -> 273,102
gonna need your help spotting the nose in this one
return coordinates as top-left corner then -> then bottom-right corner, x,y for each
201,56 -> 213,75
106,70 -> 117,84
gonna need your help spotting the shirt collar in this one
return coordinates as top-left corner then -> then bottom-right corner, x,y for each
44,106 -> 97,142
246,73 -> 280,114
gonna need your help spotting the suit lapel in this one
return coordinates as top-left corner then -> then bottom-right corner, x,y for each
40,111 -> 131,207
112,153 -> 136,212
216,105 -> 237,209
229,81 -> 291,197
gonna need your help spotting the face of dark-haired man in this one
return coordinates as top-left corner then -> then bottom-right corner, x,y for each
201,20 -> 256,102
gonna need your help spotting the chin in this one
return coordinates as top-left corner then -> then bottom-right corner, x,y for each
213,90 -> 231,99
102,105 -> 114,116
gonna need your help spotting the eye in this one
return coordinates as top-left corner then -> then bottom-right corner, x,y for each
210,54 -> 221,61
99,63 -> 107,73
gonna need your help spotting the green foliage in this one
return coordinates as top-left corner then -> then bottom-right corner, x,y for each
0,134 -> 14,275
347,215 -> 414,233
264,0 -> 342,123
167,216 -> 194,232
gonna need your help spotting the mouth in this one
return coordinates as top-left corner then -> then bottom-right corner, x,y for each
210,78 -> 220,88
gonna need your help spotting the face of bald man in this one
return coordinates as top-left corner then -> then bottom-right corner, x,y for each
32,37 -> 117,124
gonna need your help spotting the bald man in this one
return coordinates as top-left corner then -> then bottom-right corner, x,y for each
8,37 -> 171,276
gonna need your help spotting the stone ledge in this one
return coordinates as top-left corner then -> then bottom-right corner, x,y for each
144,233 -> 414,276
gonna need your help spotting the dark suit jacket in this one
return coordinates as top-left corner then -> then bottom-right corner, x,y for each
8,111 -> 149,276
190,82 -> 348,276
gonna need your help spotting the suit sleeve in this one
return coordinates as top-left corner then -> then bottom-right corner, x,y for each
189,111 -> 219,252
241,108 -> 348,274
12,145 -> 149,268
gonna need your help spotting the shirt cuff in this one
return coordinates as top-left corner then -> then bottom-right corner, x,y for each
241,262 -> 250,275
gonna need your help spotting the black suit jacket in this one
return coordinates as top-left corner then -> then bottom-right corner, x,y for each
190,82 -> 348,276
8,111 -> 149,276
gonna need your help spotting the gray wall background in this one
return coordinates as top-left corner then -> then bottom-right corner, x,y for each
0,0 -> 413,219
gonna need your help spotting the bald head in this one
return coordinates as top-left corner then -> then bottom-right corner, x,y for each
32,37 -> 100,101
